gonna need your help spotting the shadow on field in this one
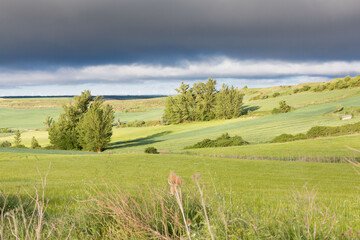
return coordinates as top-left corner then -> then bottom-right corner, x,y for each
242,105 -> 260,114
106,131 -> 172,150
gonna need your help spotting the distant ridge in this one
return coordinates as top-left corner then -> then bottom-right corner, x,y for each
0,95 -> 166,100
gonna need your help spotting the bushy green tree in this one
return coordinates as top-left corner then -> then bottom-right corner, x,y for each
215,84 -> 244,119
77,96 -> 115,152
49,90 -> 92,150
163,79 -> 243,124
192,79 -> 217,121
49,90 -> 114,152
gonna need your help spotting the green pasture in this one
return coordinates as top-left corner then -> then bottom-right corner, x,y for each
0,152 -> 359,214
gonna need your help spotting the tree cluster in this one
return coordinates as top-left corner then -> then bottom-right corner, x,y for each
163,79 -> 244,124
49,90 -> 115,152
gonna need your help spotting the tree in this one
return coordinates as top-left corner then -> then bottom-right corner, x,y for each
163,79 -> 244,124
215,84 -> 244,119
31,136 -> 41,149
279,100 -> 291,113
77,96 -> 115,152
43,116 -> 53,129
14,130 -> 21,146
192,78 -> 217,121
49,90 -> 92,150
49,90 -> 114,152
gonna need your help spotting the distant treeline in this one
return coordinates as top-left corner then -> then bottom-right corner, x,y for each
163,79 -> 244,124
271,121 -> 360,143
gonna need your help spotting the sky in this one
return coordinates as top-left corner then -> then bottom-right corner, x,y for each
0,0 -> 359,96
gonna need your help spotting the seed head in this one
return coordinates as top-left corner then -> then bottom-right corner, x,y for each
169,172 -> 177,185
176,176 -> 182,186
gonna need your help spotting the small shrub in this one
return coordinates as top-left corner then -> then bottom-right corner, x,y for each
185,133 -> 249,149
272,101 -> 291,114
270,133 -> 307,143
272,92 -> 280,98
0,140 -> 12,147
42,145 -> 56,150
14,130 -> 21,146
144,147 -> 159,154
0,128 -> 12,133
300,85 -> 311,92
31,136 -> 41,149
249,94 -> 268,101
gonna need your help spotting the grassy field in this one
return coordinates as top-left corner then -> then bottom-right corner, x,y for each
3,93 -> 360,154
243,88 -> 360,113
2,86 -> 360,238
0,152 -> 359,207
105,94 -> 360,153
0,108 -> 63,129
185,134 -> 360,160
0,106 -> 163,130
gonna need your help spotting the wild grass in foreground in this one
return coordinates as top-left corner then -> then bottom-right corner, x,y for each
1,169 -> 360,239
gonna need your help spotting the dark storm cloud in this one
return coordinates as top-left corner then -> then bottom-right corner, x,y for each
0,0 -> 360,66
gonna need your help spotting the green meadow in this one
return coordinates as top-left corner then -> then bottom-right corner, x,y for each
2,86 -> 360,238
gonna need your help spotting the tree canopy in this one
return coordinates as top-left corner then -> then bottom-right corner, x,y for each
163,79 -> 244,124
49,90 -> 114,152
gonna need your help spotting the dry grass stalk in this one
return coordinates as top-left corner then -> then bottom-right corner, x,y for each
168,172 -> 191,240
192,174 -> 214,240
0,191 -> 8,240
88,183 -> 178,239
0,163 -> 55,240
292,186 -> 336,239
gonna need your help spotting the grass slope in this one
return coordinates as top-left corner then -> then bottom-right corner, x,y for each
108,94 -> 360,153
3,94 -> 360,153
243,88 -> 360,113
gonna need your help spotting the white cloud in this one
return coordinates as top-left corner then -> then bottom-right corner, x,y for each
0,57 -> 359,94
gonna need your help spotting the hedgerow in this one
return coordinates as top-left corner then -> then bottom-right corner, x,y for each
185,133 -> 249,149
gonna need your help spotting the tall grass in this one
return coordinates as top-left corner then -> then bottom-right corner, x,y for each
1,163 -> 360,239
86,172 -> 358,239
